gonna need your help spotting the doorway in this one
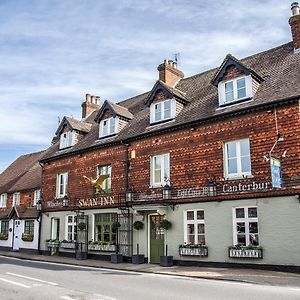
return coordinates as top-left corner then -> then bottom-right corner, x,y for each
149,215 -> 164,263
13,220 -> 21,251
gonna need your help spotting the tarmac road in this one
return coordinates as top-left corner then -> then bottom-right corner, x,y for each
0,256 -> 300,300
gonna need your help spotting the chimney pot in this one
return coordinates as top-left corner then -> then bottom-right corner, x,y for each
86,93 -> 91,102
292,2 -> 300,15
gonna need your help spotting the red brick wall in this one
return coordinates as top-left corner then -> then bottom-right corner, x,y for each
222,65 -> 245,81
289,14 -> 300,50
42,101 -> 300,208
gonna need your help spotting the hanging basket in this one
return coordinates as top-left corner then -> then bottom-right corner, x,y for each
160,219 -> 172,230
77,222 -> 87,231
133,221 -> 144,230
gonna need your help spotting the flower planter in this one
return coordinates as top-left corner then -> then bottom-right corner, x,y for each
88,244 -> 116,252
132,254 -> 145,264
111,254 -> 123,263
160,255 -> 173,267
22,236 -> 34,242
228,247 -> 263,259
60,242 -> 76,249
47,241 -> 60,248
179,245 -> 208,257
0,234 -> 8,240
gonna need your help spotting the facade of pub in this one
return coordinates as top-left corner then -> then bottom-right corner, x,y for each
39,4 -> 300,269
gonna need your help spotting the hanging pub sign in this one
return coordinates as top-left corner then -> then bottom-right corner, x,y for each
270,157 -> 282,188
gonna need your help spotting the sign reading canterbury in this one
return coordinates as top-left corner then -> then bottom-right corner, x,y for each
78,196 -> 115,207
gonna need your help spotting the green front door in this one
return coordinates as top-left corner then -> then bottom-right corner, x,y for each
150,215 -> 165,263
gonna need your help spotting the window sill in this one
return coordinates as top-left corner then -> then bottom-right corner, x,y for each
218,97 -> 253,109
223,175 -> 254,181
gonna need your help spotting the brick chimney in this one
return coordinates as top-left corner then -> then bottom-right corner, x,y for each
157,60 -> 184,87
289,2 -> 300,53
81,93 -> 100,119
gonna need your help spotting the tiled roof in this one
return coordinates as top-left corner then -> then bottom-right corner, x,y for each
56,116 -> 92,135
41,42 -> 300,162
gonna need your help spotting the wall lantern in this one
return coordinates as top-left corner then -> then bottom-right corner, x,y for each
126,190 -> 133,202
62,194 -> 69,207
162,184 -> 172,200
208,181 -> 217,197
36,199 -> 42,212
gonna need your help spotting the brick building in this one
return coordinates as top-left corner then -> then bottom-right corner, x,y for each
39,4 -> 300,269
0,150 -> 48,252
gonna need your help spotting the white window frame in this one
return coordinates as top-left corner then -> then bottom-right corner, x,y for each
184,210 -> 205,245
218,75 -> 253,106
232,206 -> 259,246
12,192 -> 20,206
97,165 -> 112,193
56,173 -> 68,198
59,131 -> 75,149
0,193 -> 7,208
150,99 -> 176,124
150,153 -> 170,187
99,116 -> 118,138
33,189 -> 41,206
223,138 -> 251,179
65,215 -> 77,241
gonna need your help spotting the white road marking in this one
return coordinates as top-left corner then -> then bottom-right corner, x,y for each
0,277 -> 30,288
6,272 -> 58,286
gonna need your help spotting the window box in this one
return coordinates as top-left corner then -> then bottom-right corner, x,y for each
22,233 -> 34,242
46,240 -> 60,248
60,241 -> 76,249
179,244 -> 208,257
88,242 -> 116,252
228,246 -> 263,259
0,232 -> 8,240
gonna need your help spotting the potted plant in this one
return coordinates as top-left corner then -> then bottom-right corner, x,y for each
132,220 -> 145,264
111,221 -> 123,263
0,232 -> 8,240
77,222 -> 87,231
21,233 -> 34,242
159,219 -> 173,267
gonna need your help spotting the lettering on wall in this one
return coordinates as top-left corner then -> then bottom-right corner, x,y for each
78,196 -> 115,207
222,182 -> 270,193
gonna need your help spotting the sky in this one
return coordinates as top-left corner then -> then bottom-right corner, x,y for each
0,0 -> 293,172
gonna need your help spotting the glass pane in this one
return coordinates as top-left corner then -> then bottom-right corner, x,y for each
250,234 -> 259,246
188,235 -> 195,244
228,158 -> 237,174
187,224 -> 194,234
237,234 -> 246,245
237,222 -> 245,233
241,156 -> 251,173
155,103 -> 161,121
198,223 -> 205,234
248,207 -> 257,218
163,155 -> 170,182
154,170 -> 161,183
197,210 -> 204,220
225,81 -> 233,92
110,118 -> 115,134
164,100 -> 171,119
237,78 -> 246,99
237,87 -> 246,99
187,211 -> 194,220
249,222 -> 258,233
236,208 -> 245,218
198,235 -> 205,245
227,142 -> 236,158
240,139 -> 250,156
68,216 -> 73,223
237,78 -> 245,89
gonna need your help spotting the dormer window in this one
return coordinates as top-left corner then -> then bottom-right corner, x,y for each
218,76 -> 252,106
99,117 -> 118,138
59,131 -> 74,149
150,99 -> 175,124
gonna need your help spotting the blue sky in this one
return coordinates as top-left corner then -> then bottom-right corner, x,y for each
0,0 -> 293,172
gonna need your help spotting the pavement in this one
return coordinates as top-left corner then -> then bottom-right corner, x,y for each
1,250 -> 300,288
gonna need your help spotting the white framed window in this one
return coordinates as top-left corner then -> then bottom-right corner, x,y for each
151,153 -> 170,187
12,192 -> 20,206
184,210 -> 205,245
233,207 -> 259,246
0,193 -> 7,208
218,75 -> 253,105
65,215 -> 77,241
56,173 -> 68,198
59,131 -> 74,149
150,99 -> 176,124
33,189 -> 41,206
99,117 -> 118,138
224,138 -> 251,179
97,165 -> 112,193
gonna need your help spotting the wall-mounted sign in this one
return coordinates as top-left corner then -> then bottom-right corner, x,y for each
270,157 -> 282,188
78,196 -> 115,207
222,181 -> 271,193
176,188 -> 209,198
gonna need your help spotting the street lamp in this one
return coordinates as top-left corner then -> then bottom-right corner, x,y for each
36,199 -> 42,212
126,190 -> 133,203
